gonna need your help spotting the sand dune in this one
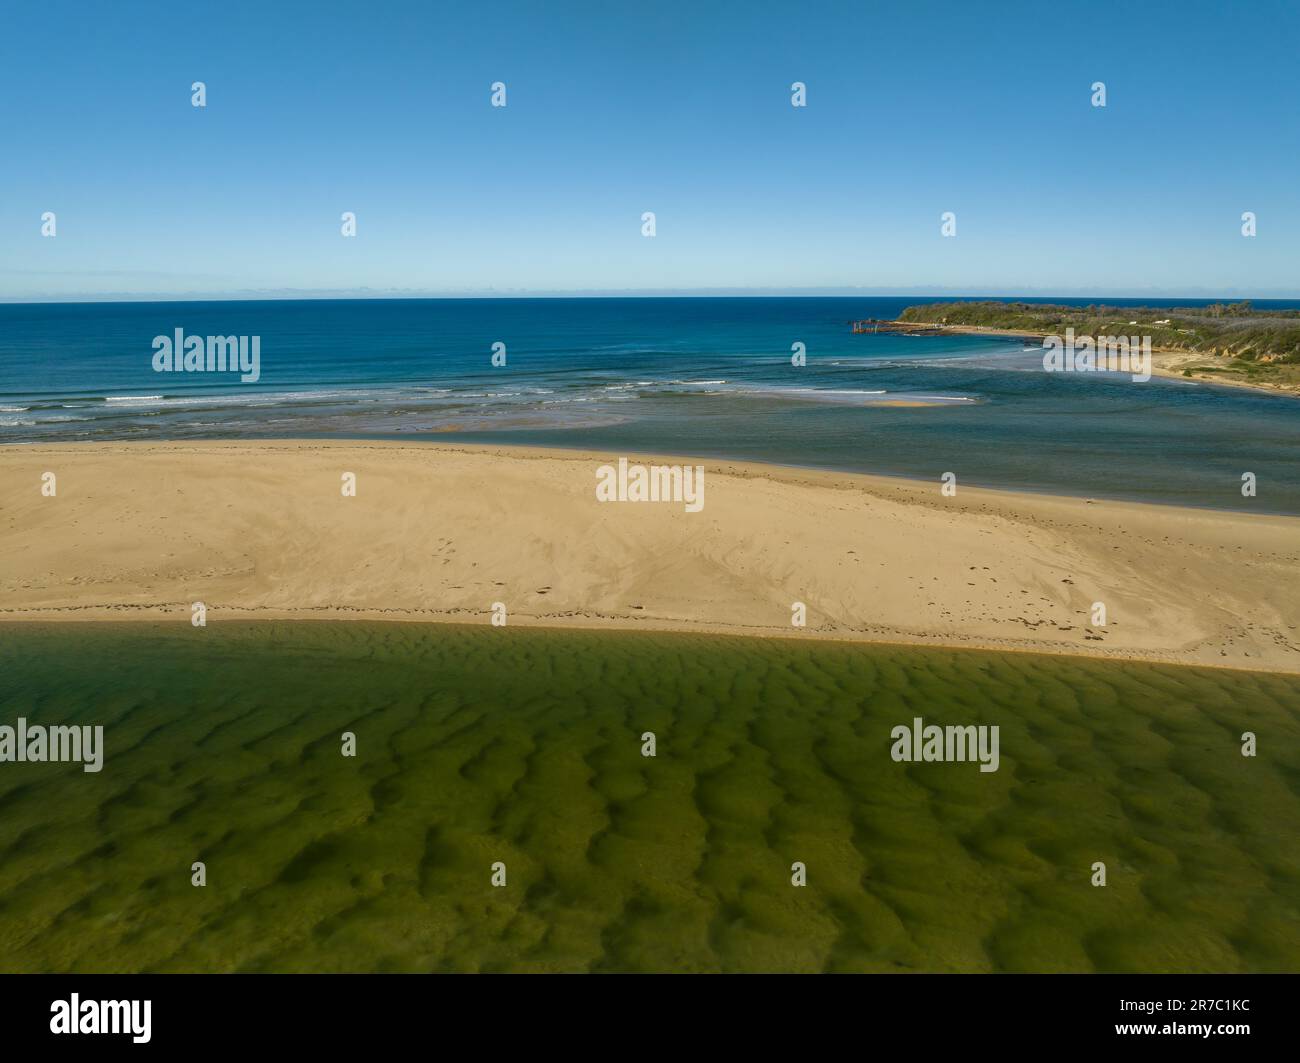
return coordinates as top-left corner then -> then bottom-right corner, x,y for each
1,440 -> 1297,672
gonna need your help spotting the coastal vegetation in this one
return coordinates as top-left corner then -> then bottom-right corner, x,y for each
898,301 -> 1300,389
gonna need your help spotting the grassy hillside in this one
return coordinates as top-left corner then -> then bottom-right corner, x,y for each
900,301 -> 1300,362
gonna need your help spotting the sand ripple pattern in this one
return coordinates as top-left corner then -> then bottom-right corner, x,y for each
0,622 -> 1296,973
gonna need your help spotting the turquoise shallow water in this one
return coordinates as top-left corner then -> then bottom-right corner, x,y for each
2,296 -> 1299,511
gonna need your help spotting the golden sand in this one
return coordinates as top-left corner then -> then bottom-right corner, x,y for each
1,440 -> 1297,672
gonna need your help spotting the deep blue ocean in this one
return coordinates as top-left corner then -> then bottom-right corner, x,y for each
2,296 -> 1299,512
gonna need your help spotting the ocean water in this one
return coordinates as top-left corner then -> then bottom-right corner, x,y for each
2,296 -> 1299,512
1,622 -> 1296,973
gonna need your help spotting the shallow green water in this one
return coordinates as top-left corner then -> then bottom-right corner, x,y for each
0,622 -> 1296,973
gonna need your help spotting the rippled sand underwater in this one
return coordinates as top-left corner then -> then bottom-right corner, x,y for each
0,622 -> 1296,973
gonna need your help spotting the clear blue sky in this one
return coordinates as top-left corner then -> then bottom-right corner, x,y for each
2,0 -> 1297,300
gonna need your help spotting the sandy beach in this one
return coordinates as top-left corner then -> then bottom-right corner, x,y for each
1,440 -> 1297,673
898,322 -> 1300,397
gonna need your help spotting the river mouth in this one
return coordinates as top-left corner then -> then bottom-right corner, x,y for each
2,621 -> 1295,973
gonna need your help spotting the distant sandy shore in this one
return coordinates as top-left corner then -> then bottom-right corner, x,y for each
1,440 -> 1298,673
902,322 -> 1300,397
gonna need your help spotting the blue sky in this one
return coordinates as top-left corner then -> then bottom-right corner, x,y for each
2,0 -> 1297,300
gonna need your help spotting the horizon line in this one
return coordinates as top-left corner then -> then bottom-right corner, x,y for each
3,288 -> 1299,307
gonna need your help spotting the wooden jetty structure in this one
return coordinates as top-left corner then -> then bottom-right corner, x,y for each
849,318 -> 944,335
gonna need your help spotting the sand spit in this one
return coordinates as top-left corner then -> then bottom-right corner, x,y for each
1,440 -> 1297,673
